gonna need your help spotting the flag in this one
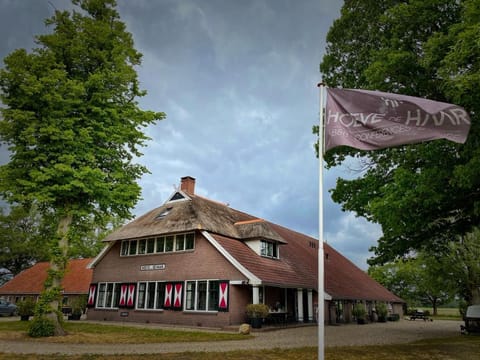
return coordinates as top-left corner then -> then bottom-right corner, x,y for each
324,88 -> 471,151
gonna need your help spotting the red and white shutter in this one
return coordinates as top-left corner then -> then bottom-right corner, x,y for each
218,281 -> 229,311
87,284 -> 97,307
126,283 -> 136,308
119,284 -> 128,307
173,283 -> 183,309
164,283 -> 173,308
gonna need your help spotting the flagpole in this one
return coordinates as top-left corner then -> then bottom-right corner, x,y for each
317,82 -> 325,360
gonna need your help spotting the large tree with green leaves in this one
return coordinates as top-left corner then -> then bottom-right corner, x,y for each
369,253 -> 456,314
318,0 -> 480,282
0,0 -> 164,335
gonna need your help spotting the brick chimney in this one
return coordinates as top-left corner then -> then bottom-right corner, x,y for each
180,176 -> 196,195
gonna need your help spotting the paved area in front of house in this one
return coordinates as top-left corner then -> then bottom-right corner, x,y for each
0,318 -> 463,355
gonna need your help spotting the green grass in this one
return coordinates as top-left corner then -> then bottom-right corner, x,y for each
415,307 -> 461,320
0,320 -> 250,343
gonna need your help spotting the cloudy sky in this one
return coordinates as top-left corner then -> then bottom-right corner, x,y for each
0,0 -> 382,270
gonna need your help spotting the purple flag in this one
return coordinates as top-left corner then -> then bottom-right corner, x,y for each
325,88 -> 471,151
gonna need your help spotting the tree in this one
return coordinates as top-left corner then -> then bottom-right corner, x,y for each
369,253 -> 456,314
0,205 -> 51,276
0,0 -> 165,335
445,228 -> 480,305
317,1 -> 480,269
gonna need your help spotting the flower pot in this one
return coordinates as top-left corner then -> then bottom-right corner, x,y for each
250,317 -> 263,329
68,313 -> 82,320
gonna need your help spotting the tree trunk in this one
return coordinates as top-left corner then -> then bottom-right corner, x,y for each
42,214 -> 72,336
432,299 -> 438,316
472,287 -> 480,305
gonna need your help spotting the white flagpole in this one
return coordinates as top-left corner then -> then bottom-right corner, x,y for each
317,82 -> 325,360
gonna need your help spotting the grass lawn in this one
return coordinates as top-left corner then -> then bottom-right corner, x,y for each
0,321 -> 479,359
0,321 -> 250,343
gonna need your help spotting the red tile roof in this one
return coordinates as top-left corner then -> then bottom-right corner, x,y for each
212,221 -> 403,302
324,244 -> 403,302
0,258 -> 93,295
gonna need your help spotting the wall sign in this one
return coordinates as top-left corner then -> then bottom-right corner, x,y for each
140,264 -> 166,271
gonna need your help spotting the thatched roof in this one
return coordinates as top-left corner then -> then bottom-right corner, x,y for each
104,191 -> 285,243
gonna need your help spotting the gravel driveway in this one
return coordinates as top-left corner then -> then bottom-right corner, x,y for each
0,319 -> 463,355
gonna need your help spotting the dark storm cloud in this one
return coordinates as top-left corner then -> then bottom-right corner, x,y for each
0,0 -> 381,269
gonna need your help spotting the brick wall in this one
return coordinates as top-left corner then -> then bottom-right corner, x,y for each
88,231 -> 252,327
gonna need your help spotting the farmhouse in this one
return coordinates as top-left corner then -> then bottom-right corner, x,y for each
86,176 -> 403,327
0,258 -> 93,308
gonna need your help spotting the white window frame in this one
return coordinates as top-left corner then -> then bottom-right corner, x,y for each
120,233 -> 195,257
96,282 -> 121,309
184,280 -> 220,312
260,240 -> 279,259
136,281 -> 165,310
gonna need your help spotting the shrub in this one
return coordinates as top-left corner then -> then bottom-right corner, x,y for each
352,304 -> 367,320
376,302 -> 388,318
28,316 -> 55,337
71,295 -> 87,316
246,303 -> 270,318
17,298 -> 36,317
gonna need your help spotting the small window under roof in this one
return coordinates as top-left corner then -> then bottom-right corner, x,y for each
155,207 -> 173,220
170,192 -> 185,201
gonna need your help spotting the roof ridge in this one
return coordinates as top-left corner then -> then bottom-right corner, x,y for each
234,218 -> 265,226
191,194 -> 229,207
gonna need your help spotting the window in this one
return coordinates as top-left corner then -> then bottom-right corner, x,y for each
261,240 -> 278,258
138,239 -> 146,255
165,236 -> 174,252
120,241 -> 129,256
185,280 -> 222,312
129,240 -> 137,255
146,238 -> 155,254
175,234 -> 185,251
156,237 -> 165,253
185,233 -> 194,250
96,282 -> 121,309
137,281 -> 165,310
170,192 -> 185,201
155,207 -> 173,219
120,233 -> 195,256
208,281 -> 219,311
185,282 -> 196,310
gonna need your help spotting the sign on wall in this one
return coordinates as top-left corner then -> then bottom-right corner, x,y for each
140,264 -> 166,271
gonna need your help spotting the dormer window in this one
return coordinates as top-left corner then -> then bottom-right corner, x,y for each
155,207 -> 173,220
261,240 -> 278,259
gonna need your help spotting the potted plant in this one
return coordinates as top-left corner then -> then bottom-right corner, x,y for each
352,303 -> 367,324
376,302 -> 388,323
68,296 -> 86,320
17,298 -> 36,321
246,303 -> 270,329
